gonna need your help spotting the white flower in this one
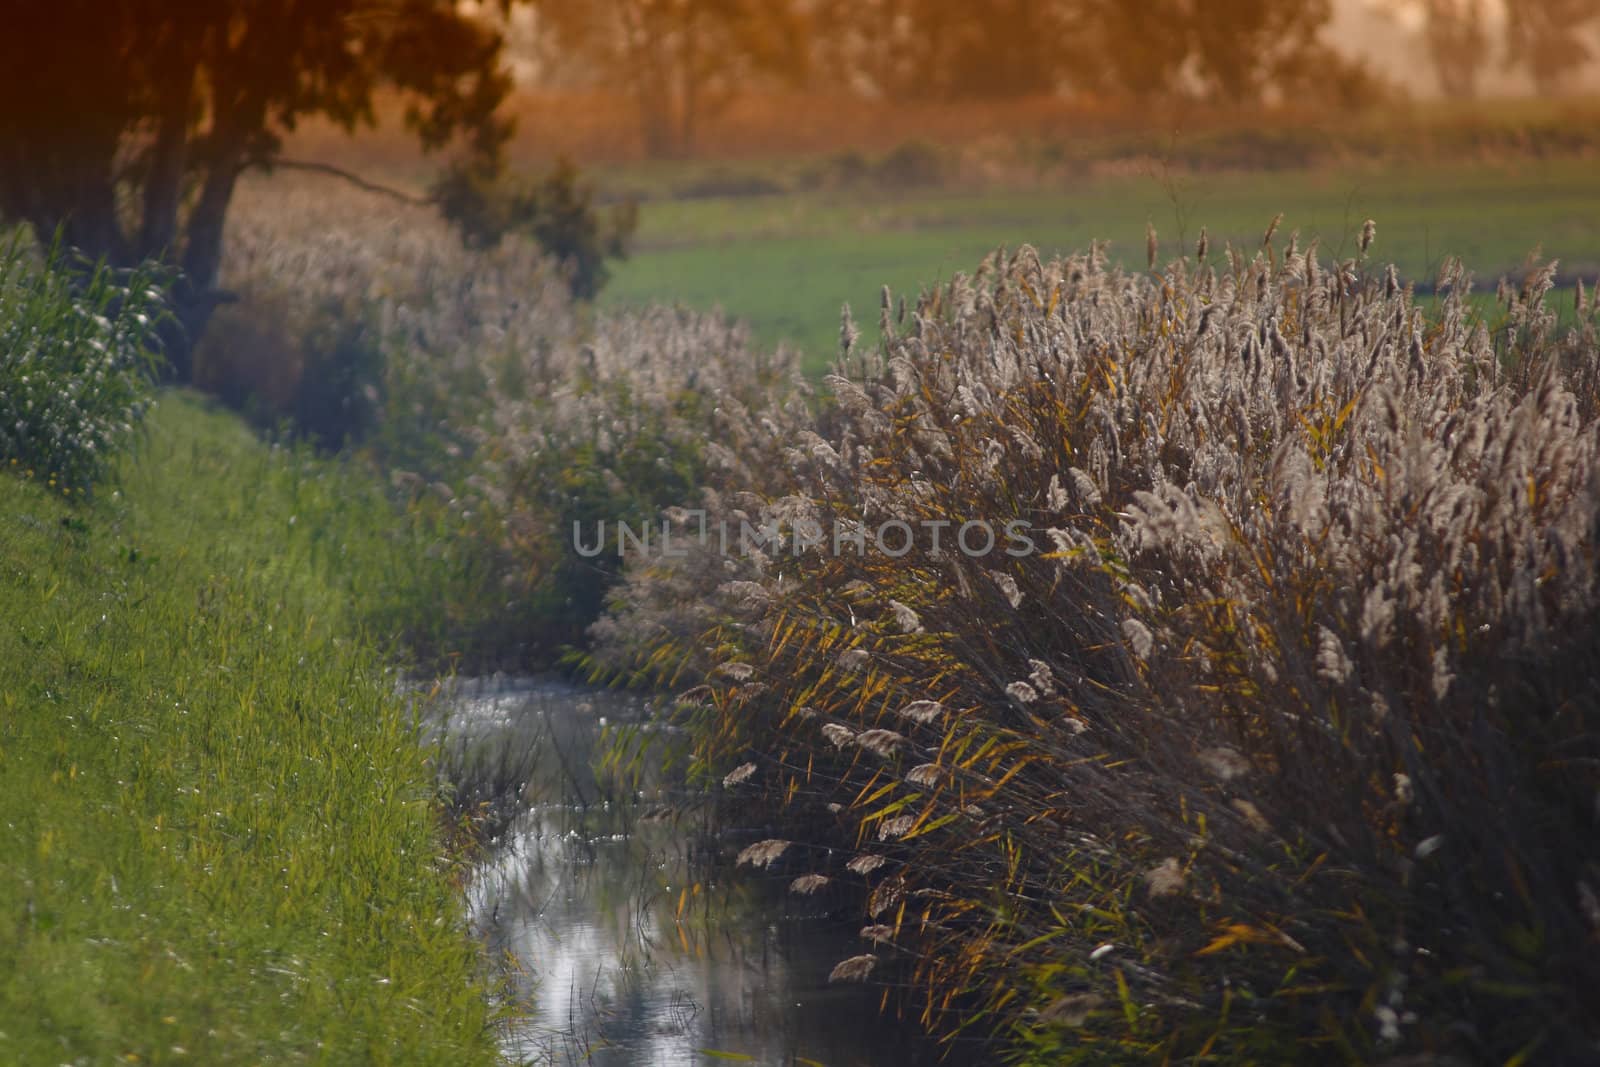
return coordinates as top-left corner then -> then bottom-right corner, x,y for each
1197,746 -> 1250,782
1005,681 -> 1040,704
897,700 -> 945,725
828,955 -> 878,983
736,839 -> 791,869
1121,619 -> 1154,659
723,762 -> 757,788
1144,857 -> 1185,898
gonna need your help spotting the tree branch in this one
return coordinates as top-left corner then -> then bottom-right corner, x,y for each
252,158 -> 433,207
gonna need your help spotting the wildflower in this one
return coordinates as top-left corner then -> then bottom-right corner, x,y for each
821,723 -> 855,749
1121,618 -> 1154,659
877,814 -> 915,841
723,762 -> 757,788
992,573 -> 1023,609
789,874 -> 830,895
828,955 -> 877,983
839,303 -> 860,359
847,854 -> 887,876
897,700 -> 945,725
1027,660 -> 1057,696
1045,473 -> 1069,512
869,876 -> 907,919
1578,882 -> 1600,935
1263,212 -> 1283,248
1198,746 -> 1250,781
1144,858 -> 1186,898
1316,627 -> 1354,685
836,648 -> 869,672
715,662 -> 755,682
1039,993 -> 1104,1027
887,599 -> 922,634
1232,799 -> 1270,833
1005,681 -> 1039,704
736,839 -> 790,869
1068,467 -> 1101,506
856,729 -> 907,757
1431,647 -> 1453,701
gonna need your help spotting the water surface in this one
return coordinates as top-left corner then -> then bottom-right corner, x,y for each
437,677 -> 974,1067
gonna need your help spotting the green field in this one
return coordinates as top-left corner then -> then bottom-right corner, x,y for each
0,396 -> 499,1065
602,159 -> 1600,374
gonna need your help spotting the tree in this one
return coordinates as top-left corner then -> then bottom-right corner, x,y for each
1187,0 -> 1341,104
805,0 -> 1082,101
431,157 -> 638,300
530,0 -> 808,158
0,2 -> 514,380
1505,0 -> 1600,96
1083,0 -> 1345,104
808,0 -> 1348,107
1077,0 -> 1199,100
1421,0 -> 1491,98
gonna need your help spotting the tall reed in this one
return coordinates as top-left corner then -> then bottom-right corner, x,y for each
602,231 -> 1600,1062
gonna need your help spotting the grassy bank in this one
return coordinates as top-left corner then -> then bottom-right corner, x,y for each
602,159 -> 1600,374
0,394 -> 499,1065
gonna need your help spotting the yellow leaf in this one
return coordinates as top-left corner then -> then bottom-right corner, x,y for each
1195,933 -> 1241,957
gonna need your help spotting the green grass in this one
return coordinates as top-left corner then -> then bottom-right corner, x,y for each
602,159 -> 1600,375
0,393 -> 500,1065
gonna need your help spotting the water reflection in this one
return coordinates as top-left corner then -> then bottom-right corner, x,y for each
437,677 -> 968,1067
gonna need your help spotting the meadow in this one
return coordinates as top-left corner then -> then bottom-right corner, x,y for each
280,94 -> 1600,378
601,157 -> 1600,374
7,91 -> 1600,1065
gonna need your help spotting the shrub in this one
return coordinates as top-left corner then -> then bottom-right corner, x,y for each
462,305 -> 802,664
601,231 -> 1600,1062
199,178 -> 577,454
674,166 -> 790,200
202,178 -> 799,669
0,231 -> 167,489
797,150 -> 875,191
432,157 -> 637,301
875,139 -> 949,188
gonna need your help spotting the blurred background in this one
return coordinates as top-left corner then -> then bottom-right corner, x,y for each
279,0 -> 1600,374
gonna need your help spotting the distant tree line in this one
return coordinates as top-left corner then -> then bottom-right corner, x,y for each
528,0 -> 1380,157
1418,0 -> 1597,99
525,0 -> 1599,157
3,0 -> 1595,386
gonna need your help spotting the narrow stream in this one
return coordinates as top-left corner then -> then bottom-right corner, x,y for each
434,677 -> 974,1067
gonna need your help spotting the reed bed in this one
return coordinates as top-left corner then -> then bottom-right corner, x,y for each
157,175 -> 1600,1057
206,178 -> 800,666
600,229 -> 1600,1062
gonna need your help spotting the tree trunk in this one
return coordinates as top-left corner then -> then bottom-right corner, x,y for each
678,12 -> 698,158
169,132 -> 244,381
137,73 -> 194,262
62,136 -> 129,267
